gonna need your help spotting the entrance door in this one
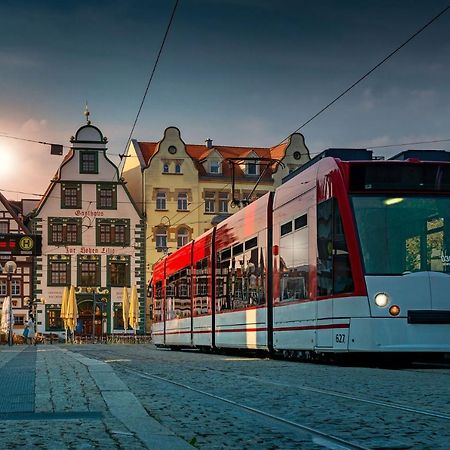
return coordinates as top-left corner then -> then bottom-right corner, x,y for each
78,300 -> 93,336
77,300 -> 104,337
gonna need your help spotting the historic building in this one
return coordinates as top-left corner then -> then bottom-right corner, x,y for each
30,116 -> 145,336
121,126 -> 310,279
0,192 -> 34,334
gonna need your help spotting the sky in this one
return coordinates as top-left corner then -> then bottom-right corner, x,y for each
1,0 -> 450,200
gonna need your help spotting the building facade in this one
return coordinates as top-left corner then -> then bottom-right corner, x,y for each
122,126 -> 310,280
0,193 -> 34,335
30,120 -> 145,336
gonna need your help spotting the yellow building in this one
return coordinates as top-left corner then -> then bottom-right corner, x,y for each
122,126 -> 310,283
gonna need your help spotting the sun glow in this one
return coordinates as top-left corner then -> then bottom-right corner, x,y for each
0,145 -> 17,178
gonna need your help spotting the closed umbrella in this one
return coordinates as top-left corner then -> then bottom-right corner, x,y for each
122,287 -> 129,333
1,297 -> 9,333
66,285 -> 78,337
60,286 -> 69,342
128,286 -> 139,332
1,296 -> 14,345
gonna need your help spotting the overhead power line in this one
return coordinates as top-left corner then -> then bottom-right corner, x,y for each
366,138 -> 450,149
0,133 -> 67,154
278,3 -> 450,145
118,0 -> 180,170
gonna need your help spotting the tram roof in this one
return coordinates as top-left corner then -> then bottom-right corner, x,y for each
282,148 -> 450,184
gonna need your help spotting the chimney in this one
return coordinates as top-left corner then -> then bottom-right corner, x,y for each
205,138 -> 213,149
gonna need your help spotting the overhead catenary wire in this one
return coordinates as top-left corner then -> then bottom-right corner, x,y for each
277,3 -> 450,146
117,0 -> 180,176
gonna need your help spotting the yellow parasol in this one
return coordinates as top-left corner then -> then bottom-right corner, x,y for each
128,286 -> 139,331
66,285 -> 78,332
122,287 -> 129,332
60,286 -> 69,330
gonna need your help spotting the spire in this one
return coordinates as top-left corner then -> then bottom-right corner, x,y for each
84,102 -> 91,125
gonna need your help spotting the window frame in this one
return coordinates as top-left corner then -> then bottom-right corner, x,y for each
61,183 -> 82,209
177,192 -> 188,211
156,191 -> 167,210
77,255 -> 101,287
96,183 -> 117,209
48,255 -> 71,286
155,227 -> 167,250
96,219 -> 130,246
107,255 -> 130,287
177,227 -> 189,248
205,191 -> 216,213
79,151 -> 99,174
48,218 -> 82,245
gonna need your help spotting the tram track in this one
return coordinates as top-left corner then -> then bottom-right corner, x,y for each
80,347 -> 450,423
119,365 -> 370,450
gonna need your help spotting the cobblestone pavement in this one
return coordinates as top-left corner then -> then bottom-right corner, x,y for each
0,345 -> 192,450
2,343 -> 449,449
69,345 -> 450,450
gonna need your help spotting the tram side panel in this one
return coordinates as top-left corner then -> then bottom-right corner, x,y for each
192,230 -> 215,348
163,244 -> 194,348
151,260 -> 166,347
214,195 -> 272,350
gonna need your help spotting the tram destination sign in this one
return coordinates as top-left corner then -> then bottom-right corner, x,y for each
0,234 -> 42,256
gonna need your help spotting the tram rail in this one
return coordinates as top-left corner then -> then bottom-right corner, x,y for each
75,349 -> 450,449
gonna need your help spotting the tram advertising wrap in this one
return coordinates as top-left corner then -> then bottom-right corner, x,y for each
150,149 -> 450,358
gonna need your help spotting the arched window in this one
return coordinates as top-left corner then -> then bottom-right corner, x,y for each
155,227 -> 167,250
163,163 -> 169,173
175,163 -> 182,174
177,227 -> 189,248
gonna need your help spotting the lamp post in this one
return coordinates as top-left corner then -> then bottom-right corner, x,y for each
3,260 -> 17,347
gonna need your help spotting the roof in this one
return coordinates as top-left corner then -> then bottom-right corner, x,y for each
0,191 -> 31,234
135,140 -> 291,180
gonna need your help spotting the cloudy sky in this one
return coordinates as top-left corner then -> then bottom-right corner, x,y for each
1,0 -> 449,199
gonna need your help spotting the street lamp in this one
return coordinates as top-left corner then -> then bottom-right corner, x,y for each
3,260 -> 17,346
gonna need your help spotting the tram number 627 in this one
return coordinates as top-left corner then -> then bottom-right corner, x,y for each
335,333 -> 346,344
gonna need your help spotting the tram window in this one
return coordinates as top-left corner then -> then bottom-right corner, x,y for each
245,237 -> 258,250
153,281 -> 163,322
217,245 -> 265,311
281,221 -> 293,236
295,214 -> 307,230
317,198 -> 354,296
280,215 -> 309,301
194,257 -> 210,315
352,196 -> 450,275
221,248 -> 231,261
167,266 -> 191,319
233,243 -> 243,256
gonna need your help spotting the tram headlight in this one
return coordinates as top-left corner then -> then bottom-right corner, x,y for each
374,292 -> 389,307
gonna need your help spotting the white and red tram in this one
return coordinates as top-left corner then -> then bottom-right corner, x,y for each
151,148 -> 450,356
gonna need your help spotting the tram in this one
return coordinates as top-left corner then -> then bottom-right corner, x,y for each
151,148 -> 450,357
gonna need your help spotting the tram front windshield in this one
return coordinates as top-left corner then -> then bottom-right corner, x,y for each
352,195 -> 450,275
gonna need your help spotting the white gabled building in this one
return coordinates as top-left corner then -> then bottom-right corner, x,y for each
31,116 -> 145,337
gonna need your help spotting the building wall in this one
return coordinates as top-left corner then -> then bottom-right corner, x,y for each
32,124 -> 145,336
0,203 -> 33,334
122,127 -> 311,324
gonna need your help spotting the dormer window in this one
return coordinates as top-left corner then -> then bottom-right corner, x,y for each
80,151 -> 98,174
163,163 -> 169,173
209,160 -> 221,174
246,161 -> 258,176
